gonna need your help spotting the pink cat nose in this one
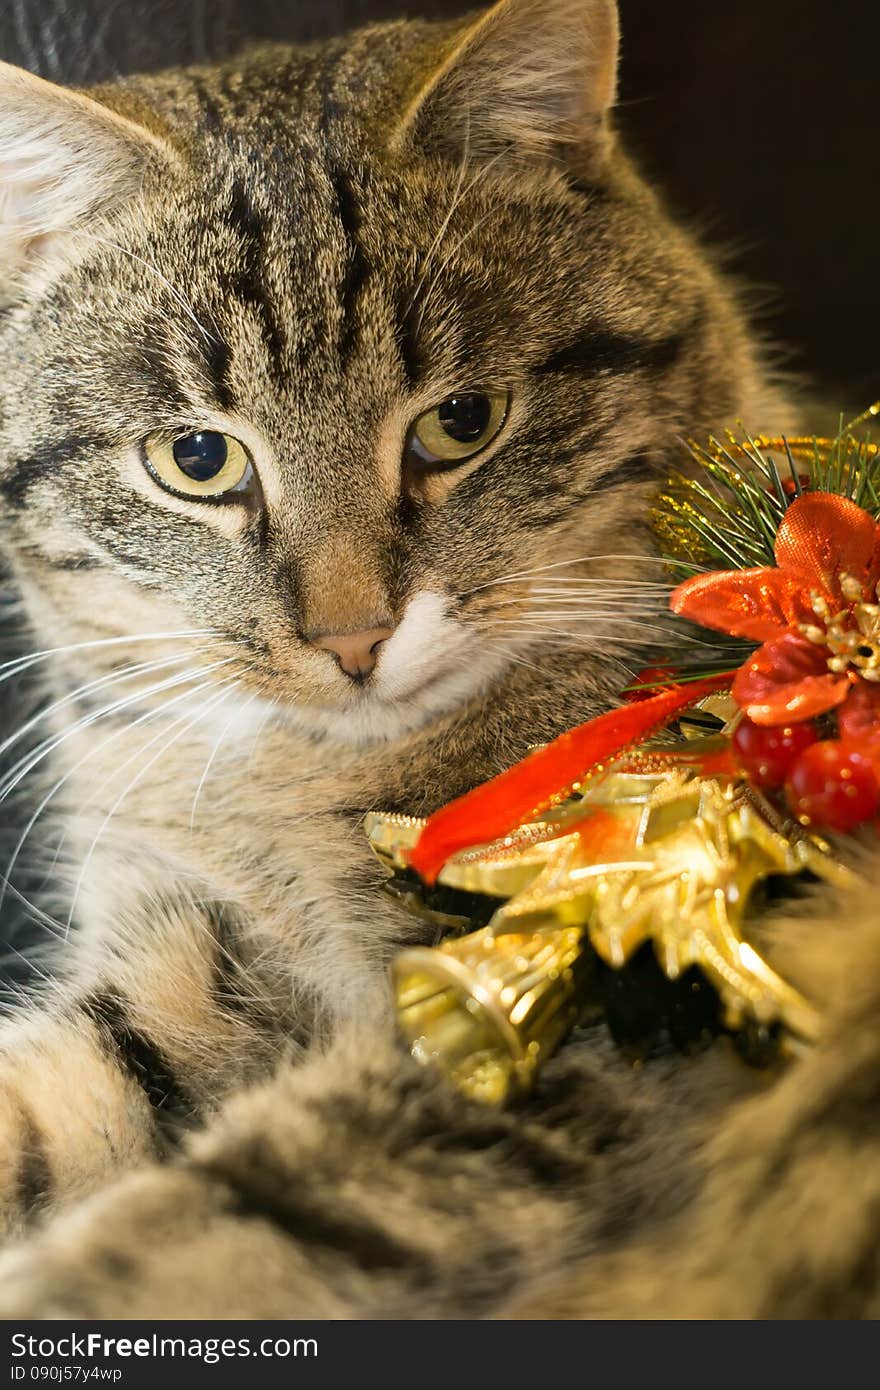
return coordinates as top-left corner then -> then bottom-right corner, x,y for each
310,627 -> 395,681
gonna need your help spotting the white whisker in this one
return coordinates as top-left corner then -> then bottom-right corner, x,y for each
413,145 -> 510,334
486,642 -> 547,678
0,937 -> 54,986
189,684 -> 265,831
0,658 -> 238,809
64,678 -> 243,938
523,580 -> 671,592
87,234 -> 218,345
460,553 -> 684,598
0,628 -> 214,690
0,668 -> 250,921
244,694 -> 280,776
495,628 -> 719,650
404,110 -> 473,320
0,649 -> 214,765
489,605 -> 664,618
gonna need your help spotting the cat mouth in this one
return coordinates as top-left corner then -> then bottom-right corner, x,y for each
355,669 -> 446,705
272,640 -> 510,745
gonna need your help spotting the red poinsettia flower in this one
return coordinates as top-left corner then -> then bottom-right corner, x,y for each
670,492 -> 880,732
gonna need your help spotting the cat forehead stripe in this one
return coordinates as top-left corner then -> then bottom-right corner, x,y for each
534,323 -> 693,378
224,175 -> 290,386
327,164 -> 372,368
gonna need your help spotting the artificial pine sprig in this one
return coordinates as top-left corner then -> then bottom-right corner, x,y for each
652,404 -> 880,581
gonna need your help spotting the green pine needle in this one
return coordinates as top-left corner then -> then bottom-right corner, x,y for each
652,411 -> 880,582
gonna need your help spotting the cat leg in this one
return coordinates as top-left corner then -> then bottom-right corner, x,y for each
0,892 -> 292,1236
0,1001 -> 169,1236
3,991 -> 880,1319
0,1027 -> 730,1319
2,875 -> 880,1319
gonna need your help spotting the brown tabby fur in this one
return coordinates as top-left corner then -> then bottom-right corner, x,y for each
0,0 -> 869,1319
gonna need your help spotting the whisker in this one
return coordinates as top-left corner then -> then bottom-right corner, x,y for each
412,143 -> 511,334
0,669 -> 251,921
404,111 -> 473,320
494,624 -> 717,644
510,594 -> 672,606
86,234 -> 218,345
459,555 -> 680,598
486,642 -> 547,678
79,674 -> 250,825
522,579 -> 671,590
489,611 -> 693,629
245,694 -> 281,776
497,609 -> 670,621
64,678 -> 243,938
0,658 -> 238,809
414,201 -> 500,336
494,627 -> 720,650
0,628 -> 214,690
0,648 -> 215,764
0,877 -> 68,946
0,936 -> 54,986
189,684 -> 266,831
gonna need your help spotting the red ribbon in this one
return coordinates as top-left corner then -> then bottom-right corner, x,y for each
408,674 -> 734,883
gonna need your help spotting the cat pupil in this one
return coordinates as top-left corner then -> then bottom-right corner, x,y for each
172,432 -> 228,481
438,395 -> 491,444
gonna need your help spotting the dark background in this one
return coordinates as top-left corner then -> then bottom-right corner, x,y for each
2,0 -> 878,399
0,0 -> 877,976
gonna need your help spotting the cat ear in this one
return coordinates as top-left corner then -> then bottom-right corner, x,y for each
0,61 -> 170,285
394,0 -> 619,175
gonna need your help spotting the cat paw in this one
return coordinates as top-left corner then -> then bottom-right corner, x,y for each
0,1163 -> 337,1318
0,1169 -> 212,1317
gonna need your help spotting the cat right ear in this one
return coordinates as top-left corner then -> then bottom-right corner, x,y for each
392,0 -> 620,178
0,62 -> 171,290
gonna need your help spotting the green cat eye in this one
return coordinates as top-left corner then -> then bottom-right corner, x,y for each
142,430 -> 254,500
406,390 -> 510,469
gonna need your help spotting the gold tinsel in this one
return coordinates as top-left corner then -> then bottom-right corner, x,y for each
368,733 -> 854,1105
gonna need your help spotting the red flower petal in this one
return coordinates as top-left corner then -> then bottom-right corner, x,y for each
775,493 -> 880,600
732,632 -> 850,725
670,568 -> 813,640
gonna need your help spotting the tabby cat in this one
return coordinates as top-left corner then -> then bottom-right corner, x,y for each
0,0 -> 874,1319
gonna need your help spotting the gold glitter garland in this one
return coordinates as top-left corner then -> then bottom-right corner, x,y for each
369,730 -> 855,1105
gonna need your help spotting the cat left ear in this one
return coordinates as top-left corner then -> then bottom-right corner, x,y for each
393,0 -> 619,177
0,62 -> 171,288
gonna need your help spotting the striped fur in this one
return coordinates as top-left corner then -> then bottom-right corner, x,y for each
0,0 -> 866,1319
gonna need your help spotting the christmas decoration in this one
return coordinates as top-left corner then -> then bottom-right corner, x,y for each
670,492 -> 880,728
368,753 -> 849,1105
731,715 -> 817,787
368,408 -> 880,1105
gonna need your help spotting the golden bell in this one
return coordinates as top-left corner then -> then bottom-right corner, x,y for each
393,921 -> 589,1106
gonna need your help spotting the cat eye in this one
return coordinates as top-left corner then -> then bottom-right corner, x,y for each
406,390 -> 510,469
142,430 -> 254,500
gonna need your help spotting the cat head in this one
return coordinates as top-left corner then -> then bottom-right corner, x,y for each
0,0 -> 773,745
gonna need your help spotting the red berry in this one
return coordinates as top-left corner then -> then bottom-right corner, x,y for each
782,474 -> 811,496
733,716 -> 818,788
785,741 -> 879,832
